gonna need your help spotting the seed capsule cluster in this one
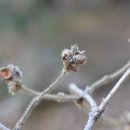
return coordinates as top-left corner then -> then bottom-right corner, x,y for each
61,44 -> 87,72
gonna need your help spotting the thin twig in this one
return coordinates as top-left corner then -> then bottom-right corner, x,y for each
69,83 -> 98,130
21,85 -> 40,96
69,84 -> 122,127
0,123 -> 10,130
89,60 -> 130,93
99,67 -> 130,112
14,68 -> 67,130
21,85 -> 79,102
83,67 -> 130,130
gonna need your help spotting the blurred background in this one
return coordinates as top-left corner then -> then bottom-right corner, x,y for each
0,0 -> 130,130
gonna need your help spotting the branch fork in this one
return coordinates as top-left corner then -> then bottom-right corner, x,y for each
83,67 -> 130,130
0,45 -> 130,130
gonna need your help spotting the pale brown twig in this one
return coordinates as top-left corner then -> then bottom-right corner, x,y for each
89,60 -> 130,93
69,83 -> 97,109
22,85 -> 79,102
83,67 -> 130,130
14,68 -> 67,130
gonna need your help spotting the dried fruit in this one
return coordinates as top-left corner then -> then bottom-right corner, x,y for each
61,44 -> 87,72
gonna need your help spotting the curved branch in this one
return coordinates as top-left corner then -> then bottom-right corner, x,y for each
89,60 -> 130,93
14,69 -> 67,130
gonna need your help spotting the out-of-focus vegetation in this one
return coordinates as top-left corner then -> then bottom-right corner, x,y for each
0,1 -> 130,130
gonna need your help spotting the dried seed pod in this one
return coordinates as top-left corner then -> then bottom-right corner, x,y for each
74,51 -> 87,65
67,64 -> 79,72
61,45 -> 87,72
0,64 -> 23,95
0,67 -> 12,80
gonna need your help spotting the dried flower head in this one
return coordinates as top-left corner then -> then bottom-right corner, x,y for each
61,44 -> 87,72
0,64 -> 23,95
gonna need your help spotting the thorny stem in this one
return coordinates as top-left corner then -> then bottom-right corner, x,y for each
14,68 -> 67,130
